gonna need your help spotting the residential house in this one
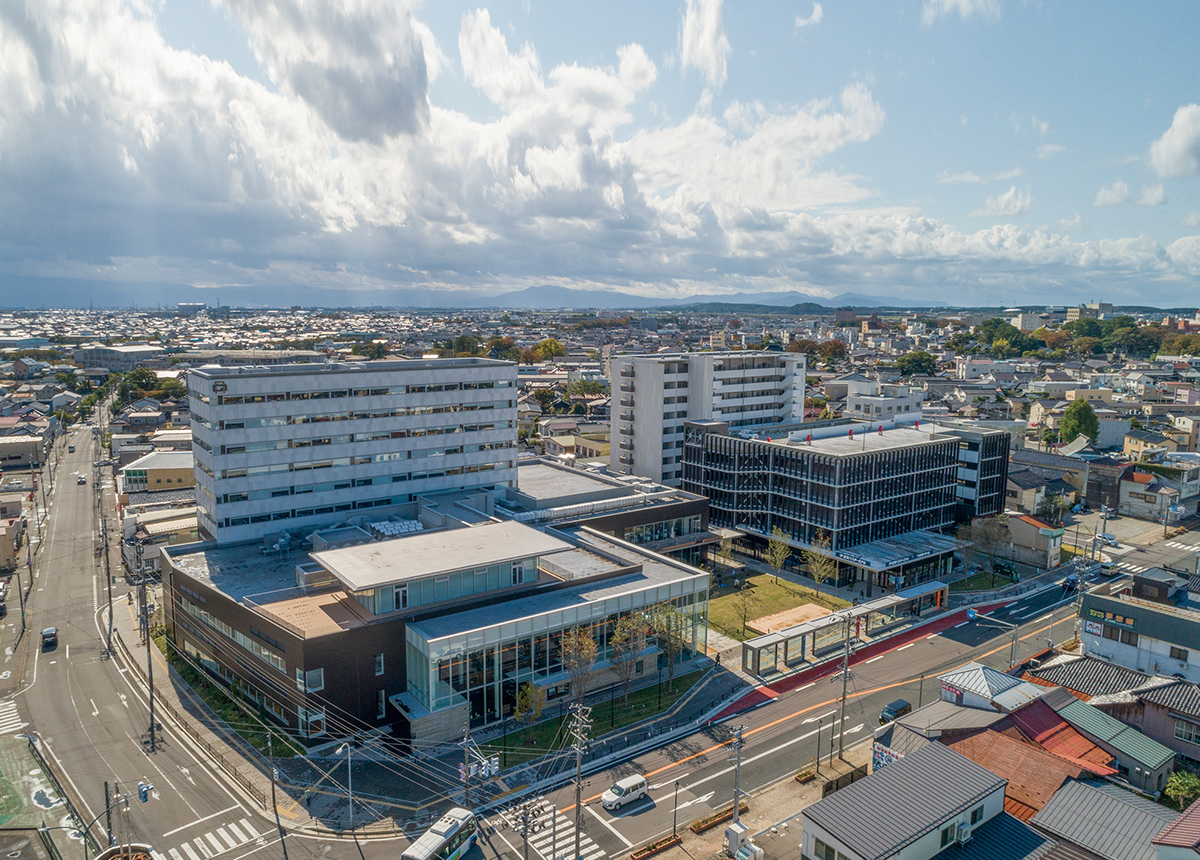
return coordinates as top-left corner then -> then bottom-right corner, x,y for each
1006,515 -> 1063,570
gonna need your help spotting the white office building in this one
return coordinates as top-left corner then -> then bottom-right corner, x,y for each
188,359 -> 519,544
610,352 -> 804,486
843,384 -> 925,423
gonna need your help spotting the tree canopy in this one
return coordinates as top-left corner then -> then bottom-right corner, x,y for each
1060,399 -> 1099,444
894,350 -> 936,376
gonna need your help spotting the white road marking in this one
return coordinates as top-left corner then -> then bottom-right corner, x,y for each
953,621 -> 969,628
204,833 -> 223,854
926,633 -> 941,640
178,842 -> 201,860
803,710 -> 836,724
897,643 -> 916,651
864,655 -> 885,664
216,828 -> 237,849
585,804 -> 633,848
650,776 -> 686,790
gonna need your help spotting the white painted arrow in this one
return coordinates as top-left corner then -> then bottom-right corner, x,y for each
677,792 -> 715,810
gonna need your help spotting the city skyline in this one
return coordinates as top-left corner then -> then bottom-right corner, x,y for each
2,1 -> 1198,308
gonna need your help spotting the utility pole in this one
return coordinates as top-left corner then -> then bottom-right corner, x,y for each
267,732 -> 289,860
569,704 -> 592,860
146,587 -> 156,752
729,725 -> 746,825
462,726 -> 472,811
838,612 -> 853,760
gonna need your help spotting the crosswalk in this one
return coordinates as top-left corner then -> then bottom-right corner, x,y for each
0,700 -> 28,735
1165,541 -> 1200,552
1118,562 -> 1149,573
153,818 -> 264,860
502,808 -> 606,860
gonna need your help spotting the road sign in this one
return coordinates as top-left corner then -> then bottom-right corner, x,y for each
967,609 -> 977,621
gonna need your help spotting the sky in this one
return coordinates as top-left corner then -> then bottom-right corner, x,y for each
2,0 -> 1199,308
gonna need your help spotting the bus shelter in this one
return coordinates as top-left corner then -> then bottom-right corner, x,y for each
741,580 -> 948,677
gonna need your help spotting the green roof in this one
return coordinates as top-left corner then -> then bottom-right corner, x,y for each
1057,699 -> 1175,770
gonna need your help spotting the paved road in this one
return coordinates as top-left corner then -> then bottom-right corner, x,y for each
479,532 -> 1200,860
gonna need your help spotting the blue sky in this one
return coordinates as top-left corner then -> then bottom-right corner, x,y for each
3,0 -> 1199,307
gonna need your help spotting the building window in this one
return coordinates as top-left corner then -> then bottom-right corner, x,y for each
971,805 -> 984,825
812,839 -> 837,860
1172,647 -> 1189,663
377,689 -> 387,719
1176,719 -> 1200,744
394,585 -> 408,610
940,825 -> 956,847
511,561 -> 522,586
375,653 -> 385,675
296,667 -> 324,693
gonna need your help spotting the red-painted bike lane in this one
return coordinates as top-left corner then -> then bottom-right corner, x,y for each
713,599 -> 1017,719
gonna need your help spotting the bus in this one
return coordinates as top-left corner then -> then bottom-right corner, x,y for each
402,808 -> 477,860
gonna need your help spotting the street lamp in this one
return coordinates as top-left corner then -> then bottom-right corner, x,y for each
336,742 -> 354,832
815,718 -> 822,775
672,779 -> 679,836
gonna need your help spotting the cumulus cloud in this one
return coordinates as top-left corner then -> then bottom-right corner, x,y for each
1183,212 -> 1200,229
923,0 -> 1001,26
970,186 -> 1031,218
1093,180 -> 1130,207
1059,213 -> 1084,232
219,0 -> 430,142
795,3 -> 823,28
1149,104 -> 1200,177
680,0 -> 731,91
0,0 -> 1196,308
1037,144 -> 1065,159
1137,184 -> 1166,207
938,168 -> 1021,184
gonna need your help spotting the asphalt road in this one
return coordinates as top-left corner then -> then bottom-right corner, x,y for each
8,412 -> 1200,860
479,532 -> 1200,860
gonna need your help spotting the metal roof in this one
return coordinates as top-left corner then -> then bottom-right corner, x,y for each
1054,699 -> 1175,770
1031,780 -> 1175,860
896,700 -> 1006,737
802,743 -> 1005,860
941,661 -> 1025,700
940,812 -> 1056,860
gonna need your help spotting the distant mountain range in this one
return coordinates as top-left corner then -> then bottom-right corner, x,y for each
447,285 -> 904,310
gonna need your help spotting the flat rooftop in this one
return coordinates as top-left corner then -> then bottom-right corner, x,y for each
256,589 -> 374,636
167,541 -> 303,602
408,531 -> 705,643
188,357 -> 511,379
517,462 -> 621,500
310,520 -> 572,591
783,425 -> 951,457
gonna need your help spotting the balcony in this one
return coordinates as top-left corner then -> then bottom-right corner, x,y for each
619,426 -> 634,437
619,454 -> 633,465
620,411 -> 634,422
620,368 -> 636,378
620,397 -> 634,408
620,382 -> 635,393
619,441 -> 633,451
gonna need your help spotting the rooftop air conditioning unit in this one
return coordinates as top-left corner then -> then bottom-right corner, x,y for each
956,825 -> 972,844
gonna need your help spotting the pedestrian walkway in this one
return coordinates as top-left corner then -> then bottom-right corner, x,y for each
1119,561 -> 1150,573
0,700 -> 26,736
1165,540 -> 1200,553
153,816 -> 265,860
495,804 -> 607,860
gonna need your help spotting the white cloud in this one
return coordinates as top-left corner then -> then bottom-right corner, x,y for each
218,0 -> 430,142
1149,104 -> 1200,177
1093,180 -> 1130,207
939,171 -> 984,184
458,9 -> 544,109
1137,184 -> 1166,207
922,0 -> 1001,26
795,3 -> 823,28
971,186 -> 1031,218
994,167 -> 1024,180
680,0 -> 731,90
1182,212 -> 1200,229
1036,144 -> 1065,159
1059,213 -> 1084,232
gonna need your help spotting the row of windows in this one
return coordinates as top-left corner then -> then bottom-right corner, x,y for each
216,400 -> 512,430
1101,624 -> 1138,646
219,441 -> 513,479
218,462 -> 508,504
179,597 -> 287,673
204,379 -> 511,406
217,422 -> 514,455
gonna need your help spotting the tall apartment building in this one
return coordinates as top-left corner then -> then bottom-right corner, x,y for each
682,419 -> 1009,592
187,359 -> 518,544
610,352 -> 805,486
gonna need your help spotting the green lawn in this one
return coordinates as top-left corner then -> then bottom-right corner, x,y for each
707,573 -> 850,641
950,571 -> 1016,592
478,670 -> 703,768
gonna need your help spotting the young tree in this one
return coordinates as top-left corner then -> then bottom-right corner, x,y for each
513,681 -> 546,741
1060,399 -> 1100,444
803,531 -> 839,597
765,526 -> 792,585
1166,771 -> 1200,810
956,524 -> 977,574
609,614 -> 647,706
561,626 -> 598,705
649,603 -> 690,691
1036,494 -> 1071,527
972,515 -> 1011,585
734,579 -> 757,638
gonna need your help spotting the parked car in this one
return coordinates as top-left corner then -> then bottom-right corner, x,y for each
1099,560 -> 1117,576
77,475 -> 86,485
1100,534 -> 1120,547
601,774 -> 648,811
41,627 -> 58,649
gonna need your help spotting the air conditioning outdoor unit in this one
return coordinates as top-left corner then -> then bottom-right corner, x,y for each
956,826 -> 972,844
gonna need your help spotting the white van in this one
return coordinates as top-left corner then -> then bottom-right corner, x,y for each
601,774 -> 648,811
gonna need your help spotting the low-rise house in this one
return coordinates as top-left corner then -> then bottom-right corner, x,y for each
1006,515 -> 1063,570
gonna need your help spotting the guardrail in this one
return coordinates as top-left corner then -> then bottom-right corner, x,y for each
27,736 -> 104,858
112,629 -> 268,808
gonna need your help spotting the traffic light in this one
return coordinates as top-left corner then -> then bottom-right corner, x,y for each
137,781 -> 153,802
